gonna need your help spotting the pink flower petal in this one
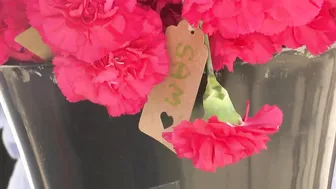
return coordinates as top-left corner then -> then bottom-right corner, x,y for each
26,0 -> 138,62
163,102 -> 283,172
210,32 -> 278,72
0,0 -> 40,64
53,8 -> 169,117
272,3 -> 336,55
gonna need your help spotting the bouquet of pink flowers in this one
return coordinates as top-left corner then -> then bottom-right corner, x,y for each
1,0 -> 336,172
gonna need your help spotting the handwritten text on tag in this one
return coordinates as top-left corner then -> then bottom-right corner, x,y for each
139,20 -> 208,151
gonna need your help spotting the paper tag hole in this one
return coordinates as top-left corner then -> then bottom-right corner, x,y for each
190,30 -> 195,34
160,112 -> 174,129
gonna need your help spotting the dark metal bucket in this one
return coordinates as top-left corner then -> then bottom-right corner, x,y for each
1,49 -> 336,189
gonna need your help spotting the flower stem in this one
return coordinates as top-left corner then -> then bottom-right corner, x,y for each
202,30 -> 242,124
204,34 -> 215,76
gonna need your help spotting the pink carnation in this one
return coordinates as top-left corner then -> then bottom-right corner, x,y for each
259,0 -> 324,35
182,0 -> 323,37
26,0 -> 138,62
210,32 -> 280,72
53,8 -> 169,116
328,0 -> 336,6
272,2 -> 336,55
163,101 -> 283,172
183,0 -> 264,37
328,0 -> 336,13
330,7 -> 336,20
0,0 -> 40,64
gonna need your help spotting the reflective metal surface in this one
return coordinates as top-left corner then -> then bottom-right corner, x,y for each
184,50 -> 336,189
0,65 -> 181,189
0,49 -> 336,189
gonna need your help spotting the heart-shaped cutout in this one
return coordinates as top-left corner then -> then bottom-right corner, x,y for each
160,112 -> 174,129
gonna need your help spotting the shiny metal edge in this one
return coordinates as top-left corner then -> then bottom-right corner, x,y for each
0,73 -> 44,189
0,86 -> 36,189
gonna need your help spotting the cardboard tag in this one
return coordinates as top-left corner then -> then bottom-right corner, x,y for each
15,27 -> 53,60
139,20 -> 208,151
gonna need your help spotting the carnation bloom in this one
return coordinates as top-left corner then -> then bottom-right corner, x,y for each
272,2 -> 336,55
138,0 -> 182,30
182,0 -> 323,37
183,0 -> 265,37
330,7 -> 336,20
53,8 -> 169,116
26,0 -> 138,62
54,34 -> 168,116
0,0 -> 40,64
328,0 -> 336,6
163,101 -> 283,172
259,0 -> 324,35
210,32 -> 280,72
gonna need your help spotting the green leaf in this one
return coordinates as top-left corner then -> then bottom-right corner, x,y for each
203,75 -> 242,125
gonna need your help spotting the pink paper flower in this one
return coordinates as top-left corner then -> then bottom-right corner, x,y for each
163,101 -> 283,172
26,0 -> 138,62
272,2 -> 336,55
53,8 -> 169,117
138,0 -> 182,30
182,0 -> 323,37
0,0 -> 40,64
210,32 -> 280,72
